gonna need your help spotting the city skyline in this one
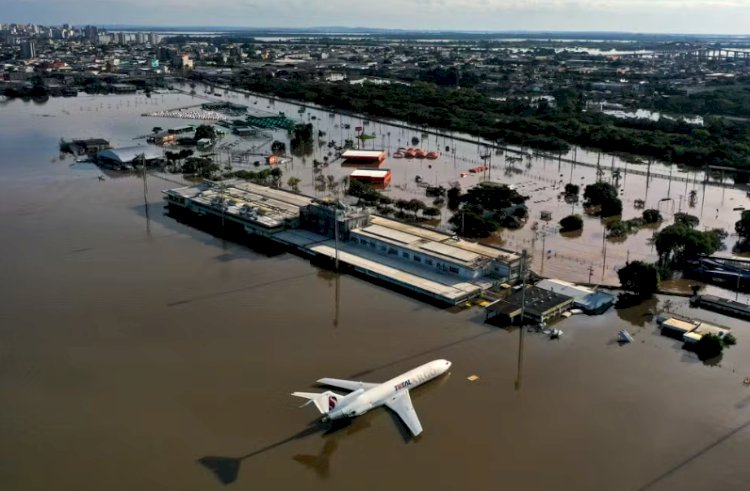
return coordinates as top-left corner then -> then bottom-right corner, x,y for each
3,0 -> 750,35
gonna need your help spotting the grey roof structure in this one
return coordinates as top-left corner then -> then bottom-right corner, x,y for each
97,146 -> 162,163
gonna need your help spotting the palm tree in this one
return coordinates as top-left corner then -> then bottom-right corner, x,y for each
612,168 -> 622,188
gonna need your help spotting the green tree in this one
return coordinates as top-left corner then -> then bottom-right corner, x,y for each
449,208 -> 497,238
617,261 -> 659,298
654,224 -> 725,265
194,125 -> 217,141
406,199 -> 426,218
583,182 -> 616,206
642,209 -> 663,224
559,214 -> 583,232
674,212 -> 700,228
600,197 -> 623,217
447,186 -> 461,210
287,176 -> 301,192
694,333 -> 724,361
735,210 -> 750,240
564,183 -> 580,196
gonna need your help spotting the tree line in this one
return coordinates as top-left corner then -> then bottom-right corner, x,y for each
225,72 -> 750,170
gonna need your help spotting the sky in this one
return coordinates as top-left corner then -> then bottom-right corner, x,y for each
3,0 -> 750,35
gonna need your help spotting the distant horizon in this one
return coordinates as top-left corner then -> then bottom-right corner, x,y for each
7,23 -> 750,40
3,0 -> 750,36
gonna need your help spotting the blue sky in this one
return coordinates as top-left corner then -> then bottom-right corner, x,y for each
3,0 -> 750,34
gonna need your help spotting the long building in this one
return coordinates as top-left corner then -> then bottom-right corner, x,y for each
164,181 -> 524,305
164,181 -> 312,236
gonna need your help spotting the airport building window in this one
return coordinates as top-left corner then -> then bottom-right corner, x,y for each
413,256 -> 421,262
425,259 -> 434,266
449,266 -> 459,274
402,252 -> 409,259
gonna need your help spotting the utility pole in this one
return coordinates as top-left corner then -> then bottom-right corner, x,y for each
139,153 -> 151,236
515,249 -> 528,392
601,227 -> 608,280
333,200 -> 341,271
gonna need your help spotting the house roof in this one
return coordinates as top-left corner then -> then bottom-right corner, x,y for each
97,146 -> 162,163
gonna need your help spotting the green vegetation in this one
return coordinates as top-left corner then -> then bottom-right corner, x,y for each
650,87 -> 750,119
734,210 -> 750,252
347,179 -> 392,205
583,182 -> 622,217
693,332 -> 737,361
287,176 -> 301,192
182,157 -> 220,178
606,217 -> 645,239
653,224 -> 725,266
673,212 -> 700,228
642,209 -> 663,224
559,214 -> 583,232
695,334 -> 724,360
290,123 -> 314,157
617,261 -> 660,298
448,182 -> 529,238
564,183 -> 580,197
194,124 -> 217,141
227,73 -> 750,170
229,167 -> 282,186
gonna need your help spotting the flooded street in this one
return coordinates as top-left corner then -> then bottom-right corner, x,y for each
186,84 -> 750,290
1,93 -> 750,490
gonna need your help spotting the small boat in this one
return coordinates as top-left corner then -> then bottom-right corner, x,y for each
549,328 -> 563,339
415,149 -> 426,159
618,330 -> 634,343
404,148 -> 416,159
392,151 -> 404,159
426,151 -> 439,160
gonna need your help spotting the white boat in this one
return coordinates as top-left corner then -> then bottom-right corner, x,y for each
549,328 -> 563,339
618,329 -> 634,343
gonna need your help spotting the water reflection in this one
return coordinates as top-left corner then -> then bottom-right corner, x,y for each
292,417 -> 371,479
198,419 -> 344,485
614,297 -> 658,327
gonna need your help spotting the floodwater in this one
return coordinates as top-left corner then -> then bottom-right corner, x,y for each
188,83 -> 750,293
2,93 -> 750,491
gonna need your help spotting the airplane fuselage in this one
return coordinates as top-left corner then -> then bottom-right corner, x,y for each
325,359 -> 451,421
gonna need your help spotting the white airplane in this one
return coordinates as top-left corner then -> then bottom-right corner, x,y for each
292,359 -> 452,437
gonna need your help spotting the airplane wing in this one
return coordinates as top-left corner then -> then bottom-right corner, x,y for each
317,378 -> 379,392
385,391 -> 423,437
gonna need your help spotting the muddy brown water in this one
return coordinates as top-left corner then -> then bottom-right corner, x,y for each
1,93 -> 750,491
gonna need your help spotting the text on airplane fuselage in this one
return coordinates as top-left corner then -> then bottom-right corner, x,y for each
394,379 -> 412,391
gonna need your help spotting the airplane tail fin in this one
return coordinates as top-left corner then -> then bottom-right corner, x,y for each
291,391 -> 341,415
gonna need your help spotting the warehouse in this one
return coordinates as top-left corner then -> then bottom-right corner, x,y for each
96,146 -> 162,168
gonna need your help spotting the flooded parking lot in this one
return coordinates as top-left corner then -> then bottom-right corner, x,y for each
1,92 -> 749,490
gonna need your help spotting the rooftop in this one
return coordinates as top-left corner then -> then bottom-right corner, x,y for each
369,216 -> 521,264
97,145 -> 161,163
350,169 -> 391,178
490,285 -> 573,317
341,150 -> 386,158
166,180 -> 313,230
